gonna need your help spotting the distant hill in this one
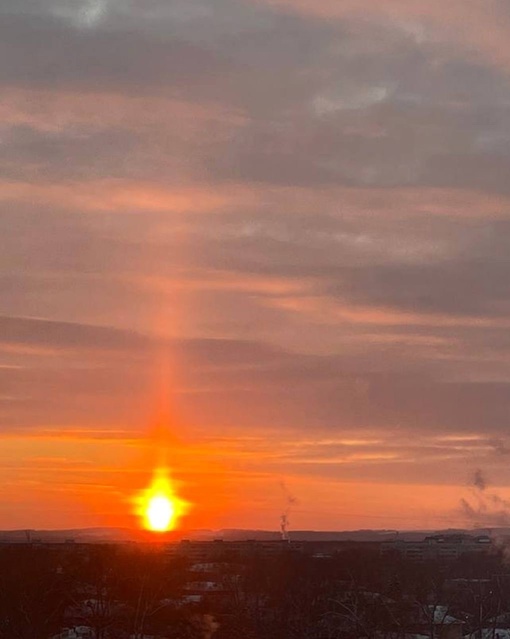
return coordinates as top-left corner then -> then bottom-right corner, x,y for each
0,526 -> 502,544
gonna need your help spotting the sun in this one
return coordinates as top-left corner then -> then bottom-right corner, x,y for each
146,494 -> 175,531
136,468 -> 189,532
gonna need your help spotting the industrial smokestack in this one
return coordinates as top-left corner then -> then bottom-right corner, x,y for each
279,481 -> 297,542
280,513 -> 290,541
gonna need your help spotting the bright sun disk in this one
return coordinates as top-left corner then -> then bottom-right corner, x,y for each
136,468 -> 189,533
146,494 -> 175,531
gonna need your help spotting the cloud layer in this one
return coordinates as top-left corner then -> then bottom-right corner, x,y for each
2,0 -> 510,529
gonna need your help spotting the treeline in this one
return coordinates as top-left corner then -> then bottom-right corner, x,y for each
0,543 -> 509,638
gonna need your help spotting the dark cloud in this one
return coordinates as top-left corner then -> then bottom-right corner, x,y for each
323,259 -> 510,318
3,316 -> 510,449
0,125 -> 145,182
2,0 -> 510,194
0,315 -> 154,351
0,0 -> 335,113
0,13 -> 232,92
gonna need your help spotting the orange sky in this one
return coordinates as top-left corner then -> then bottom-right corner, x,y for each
0,429 -> 485,531
2,0 -> 510,533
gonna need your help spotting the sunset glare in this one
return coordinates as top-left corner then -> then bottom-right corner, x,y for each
136,470 -> 189,533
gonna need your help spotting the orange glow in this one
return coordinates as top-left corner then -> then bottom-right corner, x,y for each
135,468 -> 190,532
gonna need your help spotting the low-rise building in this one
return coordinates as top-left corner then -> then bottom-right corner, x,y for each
381,534 -> 492,562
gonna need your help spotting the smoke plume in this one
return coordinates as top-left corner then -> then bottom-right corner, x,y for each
460,469 -> 510,527
279,481 -> 298,541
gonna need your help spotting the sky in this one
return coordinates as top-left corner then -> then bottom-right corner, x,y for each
2,0 -> 510,532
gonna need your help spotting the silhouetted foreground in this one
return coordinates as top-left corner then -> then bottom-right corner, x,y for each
0,536 -> 508,638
